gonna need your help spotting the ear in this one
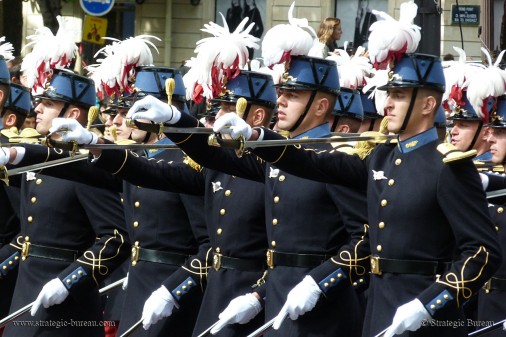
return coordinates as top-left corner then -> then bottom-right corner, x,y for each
422,95 -> 437,117
314,96 -> 330,117
249,106 -> 266,127
65,106 -> 82,121
336,124 -> 350,133
3,113 -> 17,128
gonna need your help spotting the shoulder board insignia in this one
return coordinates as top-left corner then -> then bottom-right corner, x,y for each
437,143 -> 477,164
1,127 -> 19,139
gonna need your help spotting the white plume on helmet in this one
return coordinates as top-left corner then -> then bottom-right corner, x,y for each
21,16 -> 77,92
367,0 -> 420,69
442,46 -> 486,116
261,2 -> 315,67
86,35 -> 160,99
0,37 -> 14,61
362,68 -> 389,116
465,47 -> 506,119
326,46 -> 373,89
183,13 -> 259,103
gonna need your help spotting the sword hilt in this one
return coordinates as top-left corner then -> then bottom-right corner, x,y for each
207,133 -> 245,158
42,137 -> 79,156
165,78 -> 175,106
87,106 -> 99,130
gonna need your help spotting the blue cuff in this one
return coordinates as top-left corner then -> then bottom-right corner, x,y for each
424,289 -> 454,316
0,252 -> 20,277
318,268 -> 347,294
171,276 -> 196,301
62,266 -> 87,289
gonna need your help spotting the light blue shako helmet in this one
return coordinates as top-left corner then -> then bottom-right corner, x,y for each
275,55 -> 340,132
488,95 -> 506,128
211,70 -> 277,121
377,53 -> 446,132
35,69 -> 96,118
331,88 -> 364,131
446,89 -> 494,151
3,83 -> 31,129
133,66 -> 189,113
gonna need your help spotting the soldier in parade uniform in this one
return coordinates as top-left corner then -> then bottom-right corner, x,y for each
49,69 -> 273,337
0,57 -> 31,335
476,95 -> 506,335
211,51 -> 502,337
0,69 -> 131,337
1,67 -> 209,337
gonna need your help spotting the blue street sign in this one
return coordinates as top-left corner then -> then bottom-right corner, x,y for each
80,0 -> 115,17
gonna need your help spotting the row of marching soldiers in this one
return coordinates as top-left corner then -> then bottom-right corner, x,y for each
0,1 -> 505,337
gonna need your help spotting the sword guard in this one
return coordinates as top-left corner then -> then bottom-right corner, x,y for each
0,166 -> 9,186
207,133 -> 245,157
42,138 -> 79,156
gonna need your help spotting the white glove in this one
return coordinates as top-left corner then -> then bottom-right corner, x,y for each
272,276 -> 321,330
126,95 -> 181,124
31,278 -> 69,316
503,320 -> 506,331
0,147 -> 10,166
122,272 -> 129,290
210,293 -> 262,334
479,173 -> 489,190
383,298 -> 431,337
212,113 -> 252,140
49,118 -> 98,145
141,285 -> 178,330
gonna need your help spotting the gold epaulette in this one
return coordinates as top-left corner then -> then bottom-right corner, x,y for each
437,143 -> 477,164
1,127 -> 41,143
183,154 -> 203,172
474,160 -> 505,173
353,131 -> 393,160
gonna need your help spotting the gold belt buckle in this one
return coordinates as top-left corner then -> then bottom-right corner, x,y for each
483,279 -> 491,293
213,253 -> 222,271
131,241 -> 140,266
21,239 -> 30,261
370,256 -> 382,275
266,249 -> 274,269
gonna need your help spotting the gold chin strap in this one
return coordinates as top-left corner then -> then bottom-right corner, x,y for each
110,125 -> 117,142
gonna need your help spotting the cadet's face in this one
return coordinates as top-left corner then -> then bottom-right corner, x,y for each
34,99 -> 64,135
275,89 -> 313,132
110,108 -> 133,141
487,128 -> 506,164
216,102 -> 255,126
450,120 -> 480,151
383,88 -> 422,134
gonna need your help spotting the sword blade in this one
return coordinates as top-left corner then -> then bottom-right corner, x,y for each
213,134 -> 394,151
468,318 -> 506,336
373,326 -> 390,337
6,154 -> 89,177
82,143 -> 179,150
126,119 -> 214,134
99,277 -> 127,294
245,316 -> 278,337
486,188 -> 506,199
195,321 -> 219,337
0,276 -> 127,328
0,302 -> 34,328
118,318 -> 143,337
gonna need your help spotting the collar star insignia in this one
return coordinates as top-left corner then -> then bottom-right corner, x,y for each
212,181 -> 223,193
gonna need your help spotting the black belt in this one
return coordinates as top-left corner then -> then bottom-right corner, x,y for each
213,253 -> 266,272
266,250 -> 328,269
370,256 -> 451,276
131,246 -> 189,266
22,243 -> 81,262
484,277 -> 506,292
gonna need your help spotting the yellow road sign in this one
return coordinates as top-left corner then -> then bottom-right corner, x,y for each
83,15 -> 108,45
